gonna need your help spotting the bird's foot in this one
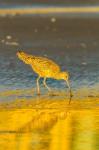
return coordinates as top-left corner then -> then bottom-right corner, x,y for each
37,92 -> 41,96
70,90 -> 73,97
68,90 -> 73,105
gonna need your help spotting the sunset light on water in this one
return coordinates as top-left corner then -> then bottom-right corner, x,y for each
0,0 -> 99,150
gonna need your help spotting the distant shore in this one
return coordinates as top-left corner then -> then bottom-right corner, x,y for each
0,6 -> 99,15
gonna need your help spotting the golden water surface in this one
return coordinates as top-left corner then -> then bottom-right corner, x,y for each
0,97 -> 99,150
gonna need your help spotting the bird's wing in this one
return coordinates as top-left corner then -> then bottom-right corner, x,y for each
31,56 -> 60,73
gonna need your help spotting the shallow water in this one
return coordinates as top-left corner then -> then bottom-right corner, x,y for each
0,15 -> 99,101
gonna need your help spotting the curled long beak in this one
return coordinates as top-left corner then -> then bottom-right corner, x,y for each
66,79 -> 73,98
66,79 -> 71,90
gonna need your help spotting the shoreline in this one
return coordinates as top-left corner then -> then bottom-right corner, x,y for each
0,95 -> 98,110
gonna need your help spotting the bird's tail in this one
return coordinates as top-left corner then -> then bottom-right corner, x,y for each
17,51 -> 35,64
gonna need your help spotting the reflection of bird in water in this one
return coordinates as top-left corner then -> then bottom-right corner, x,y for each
17,51 -> 72,95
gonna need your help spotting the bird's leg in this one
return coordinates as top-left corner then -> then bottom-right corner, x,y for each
36,76 -> 40,95
66,80 -> 73,98
43,77 -> 51,92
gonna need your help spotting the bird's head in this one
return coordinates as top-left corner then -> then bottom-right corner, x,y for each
58,71 -> 71,90
59,71 -> 69,81
59,71 -> 73,98
17,51 -> 32,64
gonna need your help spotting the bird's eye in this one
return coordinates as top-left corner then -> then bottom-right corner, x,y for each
66,74 -> 68,78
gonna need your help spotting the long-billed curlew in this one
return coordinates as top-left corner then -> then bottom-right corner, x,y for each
17,51 -> 71,95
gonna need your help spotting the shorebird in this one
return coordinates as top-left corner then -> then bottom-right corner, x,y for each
17,51 -> 71,95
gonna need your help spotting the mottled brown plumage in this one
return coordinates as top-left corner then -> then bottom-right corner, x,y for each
17,51 -> 71,95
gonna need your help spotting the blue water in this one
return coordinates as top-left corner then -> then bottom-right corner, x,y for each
1,48 -> 99,89
0,16 -> 99,101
